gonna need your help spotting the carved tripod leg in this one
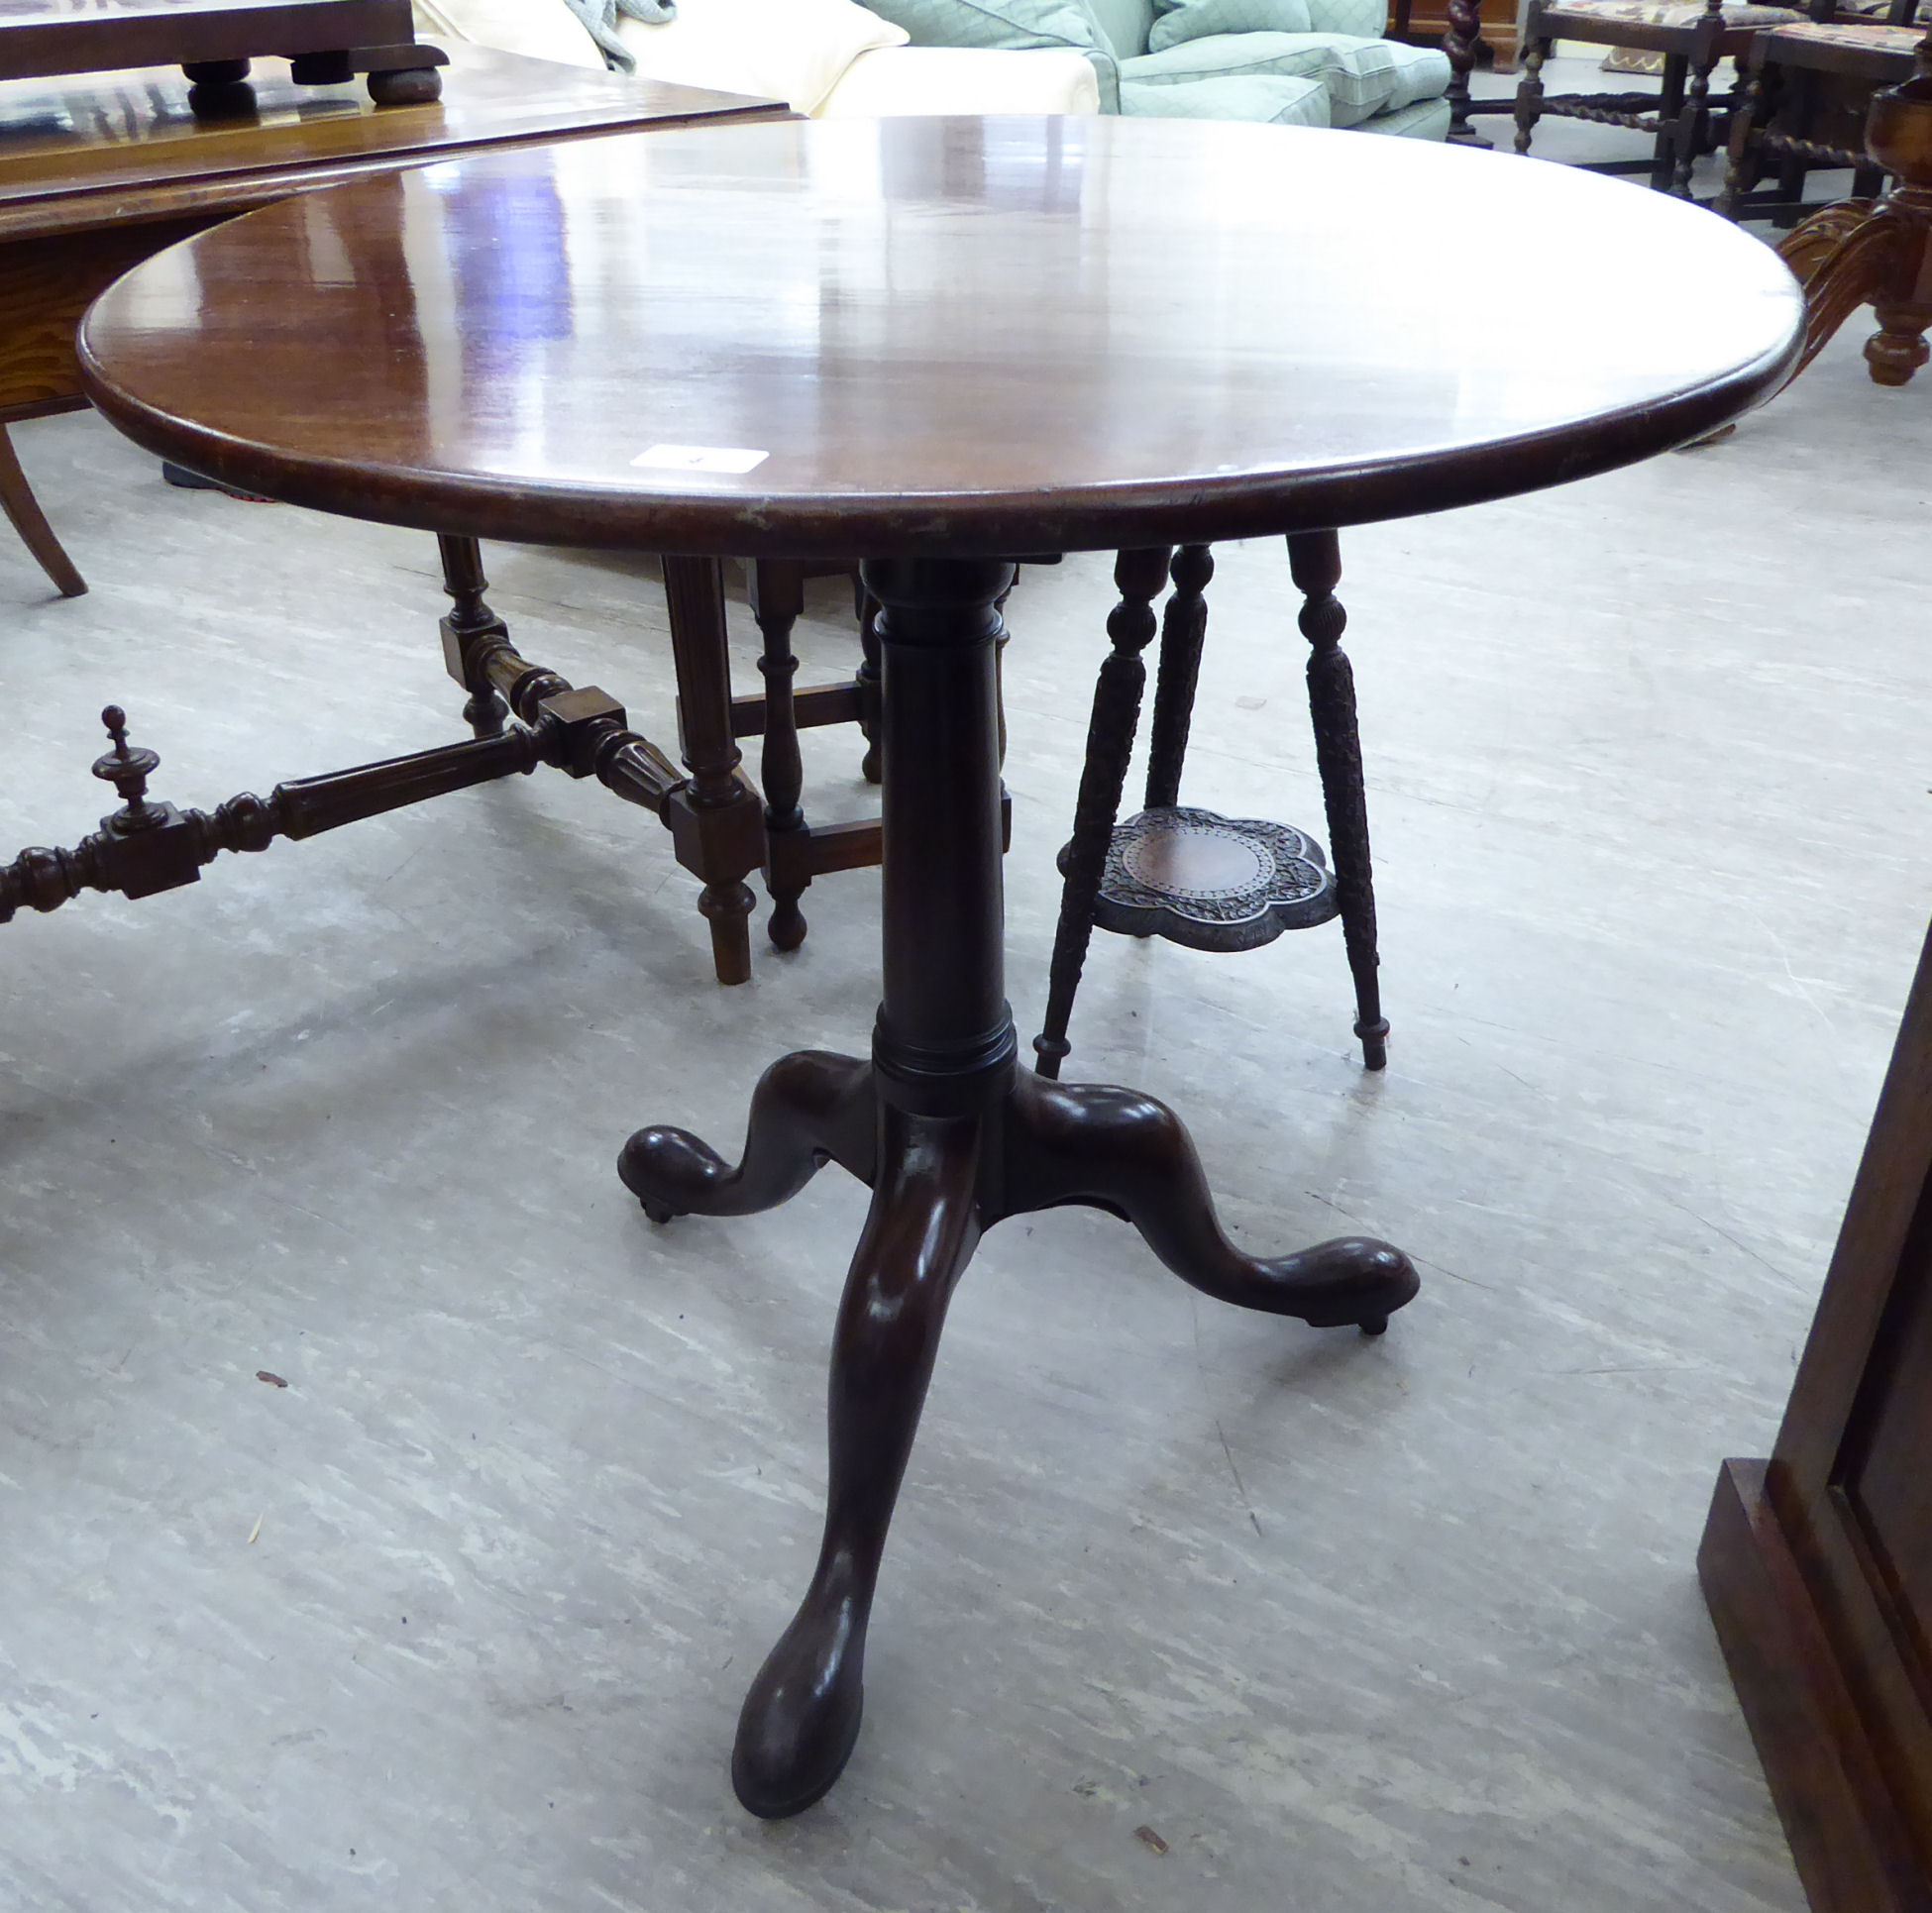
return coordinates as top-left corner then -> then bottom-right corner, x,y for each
750,560 -> 812,951
1779,197 -> 1878,287
1290,530 -> 1387,1072
1031,547 -> 1173,1079
0,424 -> 86,598
1777,208 -> 1913,388
999,1073 -> 1418,1332
732,1107 -> 981,1818
435,534 -> 509,737
618,1049 -> 875,1222
1142,544 -> 1213,811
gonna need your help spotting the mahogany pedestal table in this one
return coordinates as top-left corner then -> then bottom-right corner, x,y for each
74,116 -> 1802,1820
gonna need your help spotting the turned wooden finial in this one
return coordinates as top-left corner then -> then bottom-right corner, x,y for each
91,705 -> 163,829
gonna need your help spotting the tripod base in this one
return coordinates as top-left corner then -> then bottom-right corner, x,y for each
619,1048 -> 1418,1817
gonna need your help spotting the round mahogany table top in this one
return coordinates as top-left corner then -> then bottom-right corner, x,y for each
78,116 -> 1802,557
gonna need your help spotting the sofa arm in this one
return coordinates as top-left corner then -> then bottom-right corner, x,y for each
816,44 -> 1101,115
411,0 -> 606,67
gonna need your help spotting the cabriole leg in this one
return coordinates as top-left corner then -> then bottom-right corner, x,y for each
731,1108 -> 981,1817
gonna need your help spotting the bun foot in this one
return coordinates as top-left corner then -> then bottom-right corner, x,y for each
731,1591 -> 867,1819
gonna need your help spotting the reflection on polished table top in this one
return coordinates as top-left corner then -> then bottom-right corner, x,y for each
0,40 -> 784,240
0,41 -> 786,596
72,115 -> 1806,1820
78,114 -> 1802,555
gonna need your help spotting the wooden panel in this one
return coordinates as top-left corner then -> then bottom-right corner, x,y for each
1702,917 -> 1932,1913
0,213 -> 215,409
1700,1460 -> 1932,1913
1845,1238 -> 1932,1667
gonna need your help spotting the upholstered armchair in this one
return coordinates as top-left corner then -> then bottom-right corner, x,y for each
420,0 -> 1450,134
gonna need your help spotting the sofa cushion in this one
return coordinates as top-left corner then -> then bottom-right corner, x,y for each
1086,0 -> 1157,54
1146,0 -> 1313,53
1355,93 -> 1450,135
1123,29 -> 1343,81
819,42 -> 1102,112
613,0 -> 908,110
1303,0 -> 1383,35
1125,29 -> 1448,119
1119,68 -> 1329,121
857,0 -> 1122,105
1323,34 -> 1449,120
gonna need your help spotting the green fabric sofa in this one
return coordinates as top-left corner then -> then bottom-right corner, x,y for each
863,0 -> 1453,134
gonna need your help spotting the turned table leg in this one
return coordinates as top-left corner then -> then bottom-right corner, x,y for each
1142,544 -> 1214,812
1031,547 -> 1171,1079
618,553 -> 1419,1817
749,559 -> 812,951
0,424 -> 86,598
1291,531 -> 1387,1071
663,555 -> 769,986
435,535 -> 510,737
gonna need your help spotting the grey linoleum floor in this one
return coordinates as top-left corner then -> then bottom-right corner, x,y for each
2,135 -> 1924,1913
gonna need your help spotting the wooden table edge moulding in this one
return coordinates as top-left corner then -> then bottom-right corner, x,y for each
32,116 -> 1801,1819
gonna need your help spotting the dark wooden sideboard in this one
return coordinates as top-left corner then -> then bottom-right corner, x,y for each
1701,917 -> 1932,1913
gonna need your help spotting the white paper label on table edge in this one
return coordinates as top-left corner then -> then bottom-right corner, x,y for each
632,444 -> 770,475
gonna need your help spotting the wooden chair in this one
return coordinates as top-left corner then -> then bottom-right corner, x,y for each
1489,0 -> 1808,196
1716,14 -> 1922,221
1729,24 -> 1932,390
1032,537 -> 1387,1081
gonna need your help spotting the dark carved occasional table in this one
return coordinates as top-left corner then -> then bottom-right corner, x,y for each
72,117 -> 1801,1818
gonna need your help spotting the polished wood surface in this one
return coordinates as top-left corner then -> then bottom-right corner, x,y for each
1701,907 -> 1932,1911
79,115 -> 1804,558
0,42 -> 781,240
0,43 -> 783,586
